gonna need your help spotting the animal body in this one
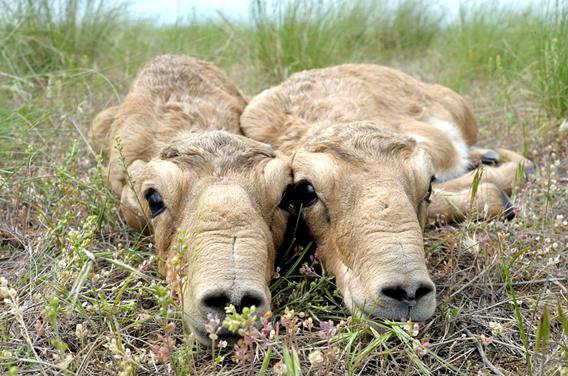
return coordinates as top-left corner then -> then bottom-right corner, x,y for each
241,64 -> 531,321
91,55 -> 292,344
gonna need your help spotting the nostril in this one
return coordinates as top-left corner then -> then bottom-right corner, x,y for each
201,290 -> 268,314
202,292 -> 230,312
239,293 -> 264,311
375,281 -> 436,321
382,284 -> 434,304
415,285 -> 433,300
382,286 -> 407,302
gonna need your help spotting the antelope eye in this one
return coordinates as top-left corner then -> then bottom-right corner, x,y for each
144,188 -> 165,217
279,179 -> 319,215
295,180 -> 318,206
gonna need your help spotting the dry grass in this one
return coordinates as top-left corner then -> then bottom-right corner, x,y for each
1,0 -> 567,375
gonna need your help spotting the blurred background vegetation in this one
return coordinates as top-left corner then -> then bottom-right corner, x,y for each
1,0 -> 566,166
0,0 -> 566,113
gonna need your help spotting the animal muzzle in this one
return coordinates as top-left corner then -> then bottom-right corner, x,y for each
181,230 -> 274,345
179,184 -> 276,344
373,277 -> 436,321
347,233 -> 436,322
193,234 -> 272,318
198,287 -> 270,317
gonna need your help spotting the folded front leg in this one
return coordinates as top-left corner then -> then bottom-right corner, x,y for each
427,182 -> 515,223
441,147 -> 533,195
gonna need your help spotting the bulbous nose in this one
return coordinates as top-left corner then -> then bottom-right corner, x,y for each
199,288 -> 269,316
381,284 -> 434,307
376,279 -> 436,321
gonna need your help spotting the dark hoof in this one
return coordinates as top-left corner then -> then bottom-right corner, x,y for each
481,150 -> 500,166
468,160 -> 481,170
523,164 -> 536,181
499,190 -> 516,221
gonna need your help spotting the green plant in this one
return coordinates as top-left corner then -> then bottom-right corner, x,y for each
0,0 -> 126,76
535,0 -> 568,118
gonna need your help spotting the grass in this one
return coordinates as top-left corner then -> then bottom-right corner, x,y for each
247,0 -> 440,81
0,0 -> 125,76
0,0 -> 567,374
536,1 -> 568,119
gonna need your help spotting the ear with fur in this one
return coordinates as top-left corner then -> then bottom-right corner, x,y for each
90,105 -> 120,156
262,153 -> 291,201
119,160 -> 150,233
417,201 -> 429,231
261,154 -> 293,249
409,148 -> 435,231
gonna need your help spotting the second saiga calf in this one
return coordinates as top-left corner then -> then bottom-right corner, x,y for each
91,55 -> 292,344
241,64 -> 532,322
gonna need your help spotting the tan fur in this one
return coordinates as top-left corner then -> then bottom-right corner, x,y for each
242,64 -> 477,179
91,55 -> 292,344
92,55 -> 249,198
241,64 -> 532,321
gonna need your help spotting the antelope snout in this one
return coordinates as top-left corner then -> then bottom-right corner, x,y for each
186,284 -> 271,344
375,277 -> 436,321
198,287 -> 270,318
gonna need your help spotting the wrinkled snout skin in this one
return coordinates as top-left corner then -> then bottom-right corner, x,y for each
181,185 -> 274,344
291,128 -> 437,322
317,186 -> 435,321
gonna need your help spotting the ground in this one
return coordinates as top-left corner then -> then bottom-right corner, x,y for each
0,0 -> 567,375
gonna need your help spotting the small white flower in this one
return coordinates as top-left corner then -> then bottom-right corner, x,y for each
273,361 -> 288,376
462,234 -> 479,254
308,350 -> 325,367
75,324 -> 88,341
0,287 -> 16,299
559,118 -> 568,132
547,255 -> 561,266
412,339 -> 430,357
403,322 -> 420,337
488,321 -> 504,336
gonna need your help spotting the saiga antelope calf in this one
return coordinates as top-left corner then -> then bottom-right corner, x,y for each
241,64 -> 532,321
92,55 -> 292,344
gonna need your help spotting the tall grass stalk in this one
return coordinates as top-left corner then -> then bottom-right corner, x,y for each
248,0 -> 439,81
536,0 -> 568,118
0,0 -> 125,76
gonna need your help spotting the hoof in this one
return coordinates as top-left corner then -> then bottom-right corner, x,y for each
523,163 -> 536,182
468,161 -> 481,170
499,190 -> 516,221
481,150 -> 500,166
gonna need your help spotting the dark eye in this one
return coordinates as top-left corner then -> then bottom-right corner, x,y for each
279,179 -> 319,215
144,188 -> 165,217
295,180 -> 318,206
424,176 -> 435,203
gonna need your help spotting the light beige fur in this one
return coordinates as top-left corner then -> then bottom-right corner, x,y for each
91,55 -> 292,344
241,64 -> 532,321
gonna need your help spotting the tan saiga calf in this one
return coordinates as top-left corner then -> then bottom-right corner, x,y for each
91,55 -> 292,344
241,64 -> 532,322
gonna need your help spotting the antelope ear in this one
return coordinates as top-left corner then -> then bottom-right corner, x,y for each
417,201 -> 428,231
90,105 -> 119,156
119,160 -> 150,232
264,152 -> 292,204
263,153 -> 292,250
